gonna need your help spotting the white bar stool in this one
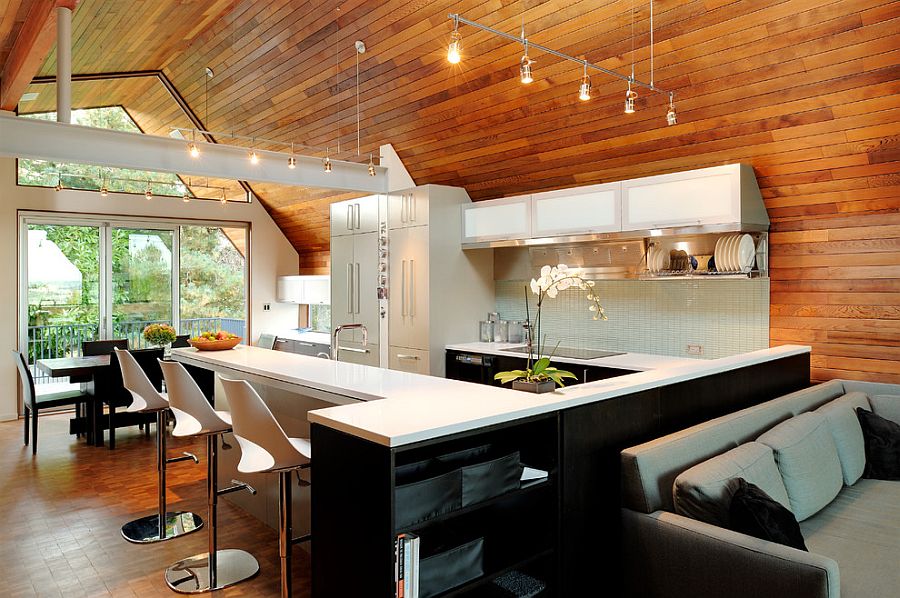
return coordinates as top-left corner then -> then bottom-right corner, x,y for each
160,360 -> 260,593
115,348 -> 203,543
220,378 -> 311,598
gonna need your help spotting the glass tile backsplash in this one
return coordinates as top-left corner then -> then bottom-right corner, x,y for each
495,279 -> 769,359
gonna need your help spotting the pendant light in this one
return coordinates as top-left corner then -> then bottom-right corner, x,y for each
100,177 -> 108,197
578,63 -> 591,101
221,189 -> 227,205
520,41 -> 534,84
367,153 -> 376,176
145,181 -> 153,200
55,177 -> 62,192
323,148 -> 332,173
248,149 -> 259,164
288,142 -> 296,169
666,93 -> 677,125
625,81 -> 637,114
447,18 -> 462,64
188,130 -> 200,158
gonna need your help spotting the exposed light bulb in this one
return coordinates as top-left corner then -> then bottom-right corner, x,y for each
221,195 -> 227,205
249,150 -> 259,164
145,183 -> 153,200
188,142 -> 199,158
578,63 -> 591,101
520,54 -> 534,84
625,82 -> 637,114
100,182 -> 108,197
323,155 -> 332,173
55,181 -> 62,192
368,154 -> 376,177
182,190 -> 190,203
447,29 -> 462,64
666,95 -> 677,125
288,156 -> 296,169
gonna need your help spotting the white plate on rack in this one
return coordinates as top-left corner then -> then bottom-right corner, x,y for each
720,235 -> 734,272
728,234 -> 741,272
714,236 -> 726,272
738,234 -> 755,272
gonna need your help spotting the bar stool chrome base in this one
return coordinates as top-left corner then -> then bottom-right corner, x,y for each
165,549 -> 259,593
121,511 -> 204,544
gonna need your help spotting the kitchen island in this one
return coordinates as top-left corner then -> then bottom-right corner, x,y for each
172,344 -> 811,597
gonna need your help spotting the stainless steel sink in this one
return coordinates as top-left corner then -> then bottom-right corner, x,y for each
500,346 -> 625,360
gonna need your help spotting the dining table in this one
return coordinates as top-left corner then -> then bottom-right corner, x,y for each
35,351 -> 215,448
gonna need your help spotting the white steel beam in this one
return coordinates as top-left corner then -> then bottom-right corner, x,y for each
0,114 -> 387,193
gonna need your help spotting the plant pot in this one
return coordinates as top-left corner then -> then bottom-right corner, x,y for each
512,379 -> 556,394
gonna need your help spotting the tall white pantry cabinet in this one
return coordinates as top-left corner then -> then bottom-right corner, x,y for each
331,186 -> 494,377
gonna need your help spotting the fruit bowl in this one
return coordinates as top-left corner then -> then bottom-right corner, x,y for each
188,337 -> 242,351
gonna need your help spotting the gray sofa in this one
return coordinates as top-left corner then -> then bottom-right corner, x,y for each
620,379 -> 900,598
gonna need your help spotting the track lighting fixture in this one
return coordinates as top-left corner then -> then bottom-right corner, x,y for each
248,150 -> 259,165
447,22 -> 462,64
145,182 -> 153,200
446,13 -> 678,126
100,179 -> 108,197
55,180 -> 62,192
288,143 -> 296,169
666,93 -> 677,125
578,63 -> 591,101
323,149 -> 332,173
520,42 -> 534,84
368,154 -> 376,176
188,142 -> 199,158
625,81 -> 637,114
182,190 -> 190,203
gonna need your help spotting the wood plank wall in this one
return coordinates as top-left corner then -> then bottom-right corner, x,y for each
13,0 -> 900,383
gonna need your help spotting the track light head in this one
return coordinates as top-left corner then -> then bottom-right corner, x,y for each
625,82 -> 637,114
145,183 -> 153,200
188,142 -> 199,158
249,150 -> 259,165
368,154 -> 376,177
100,182 -> 108,197
323,155 -> 332,173
288,156 -> 297,169
447,29 -> 462,64
520,54 -> 534,84
578,76 -> 591,101
666,94 -> 677,125
182,190 -> 190,203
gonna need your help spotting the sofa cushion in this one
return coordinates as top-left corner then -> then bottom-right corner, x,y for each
673,442 -> 790,527
815,392 -> 871,486
799,479 -> 900,598
869,394 -> 900,426
856,408 -> 900,481
757,412 -> 843,521
729,477 -> 807,551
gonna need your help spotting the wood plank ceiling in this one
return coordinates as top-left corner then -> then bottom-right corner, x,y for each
1,0 -> 897,383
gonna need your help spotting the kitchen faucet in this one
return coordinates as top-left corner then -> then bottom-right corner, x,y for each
331,324 -> 368,360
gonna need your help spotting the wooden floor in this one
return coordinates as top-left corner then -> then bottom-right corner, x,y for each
0,412 -> 311,597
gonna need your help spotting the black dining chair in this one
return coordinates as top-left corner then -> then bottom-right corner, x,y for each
83,339 -> 147,449
13,350 -> 91,455
173,334 -> 190,348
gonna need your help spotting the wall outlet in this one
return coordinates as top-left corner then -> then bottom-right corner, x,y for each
263,303 -> 271,311
687,344 -> 703,355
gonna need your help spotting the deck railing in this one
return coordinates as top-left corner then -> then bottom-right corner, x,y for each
27,317 -> 246,383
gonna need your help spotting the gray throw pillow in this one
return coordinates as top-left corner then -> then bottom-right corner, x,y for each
757,412 -> 843,521
673,442 -> 790,527
815,391 -> 871,486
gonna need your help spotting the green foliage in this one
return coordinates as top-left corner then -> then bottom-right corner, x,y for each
493,361 -> 577,388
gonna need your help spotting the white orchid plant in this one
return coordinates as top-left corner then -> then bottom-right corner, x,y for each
495,264 -> 606,389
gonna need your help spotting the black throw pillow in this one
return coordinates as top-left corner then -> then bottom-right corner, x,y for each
729,478 -> 808,551
856,408 -> 900,481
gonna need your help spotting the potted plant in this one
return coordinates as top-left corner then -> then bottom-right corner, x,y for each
494,264 -> 606,394
143,323 -> 177,355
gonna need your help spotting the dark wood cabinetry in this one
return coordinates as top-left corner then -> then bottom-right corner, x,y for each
312,352 -> 810,597
445,349 -> 635,388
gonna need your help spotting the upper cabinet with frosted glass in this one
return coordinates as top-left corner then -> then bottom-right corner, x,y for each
531,183 -> 621,238
460,195 -> 531,244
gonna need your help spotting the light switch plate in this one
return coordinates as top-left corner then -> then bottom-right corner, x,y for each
687,344 -> 703,355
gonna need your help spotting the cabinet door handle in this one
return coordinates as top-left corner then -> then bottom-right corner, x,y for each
354,262 -> 361,314
346,204 -> 353,231
346,263 -> 353,314
354,203 -> 361,229
400,194 -> 407,223
297,342 -> 314,347
401,260 -> 407,316
396,354 -> 419,360
409,259 -> 415,317
410,194 -> 416,222
275,339 -> 288,344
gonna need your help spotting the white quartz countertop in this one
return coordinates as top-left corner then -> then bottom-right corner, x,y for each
173,344 -> 810,448
445,342 -> 698,371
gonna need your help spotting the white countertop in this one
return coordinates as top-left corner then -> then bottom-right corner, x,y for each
445,342 -> 698,371
173,344 -> 810,448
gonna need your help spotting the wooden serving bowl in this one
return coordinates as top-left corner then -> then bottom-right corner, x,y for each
188,337 -> 242,351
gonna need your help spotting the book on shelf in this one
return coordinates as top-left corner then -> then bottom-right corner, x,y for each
395,532 -> 420,598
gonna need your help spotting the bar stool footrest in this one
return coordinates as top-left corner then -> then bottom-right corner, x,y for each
167,452 -> 199,464
121,511 -> 203,544
291,533 -> 311,545
165,549 -> 260,594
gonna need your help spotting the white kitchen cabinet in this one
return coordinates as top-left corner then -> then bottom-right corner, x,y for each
460,195 -> 531,244
389,187 -> 429,230
621,164 -> 742,231
276,275 -> 329,304
389,226 -> 429,350
331,196 -> 379,236
531,183 -> 621,237
330,232 -> 379,345
388,346 -> 429,374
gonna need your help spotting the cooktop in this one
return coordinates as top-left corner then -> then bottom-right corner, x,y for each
500,346 -> 625,360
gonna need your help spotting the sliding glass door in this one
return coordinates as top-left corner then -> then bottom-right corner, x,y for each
19,214 -> 249,387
